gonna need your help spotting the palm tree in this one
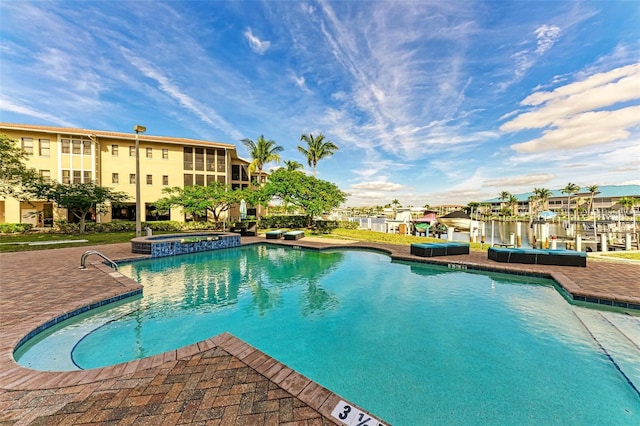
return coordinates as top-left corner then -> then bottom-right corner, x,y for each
618,196 -> 639,215
531,187 -> 552,217
587,184 -> 599,217
240,135 -> 283,176
561,183 -> 580,223
284,160 -> 304,172
499,191 -> 510,213
298,133 -> 338,177
508,194 -> 519,217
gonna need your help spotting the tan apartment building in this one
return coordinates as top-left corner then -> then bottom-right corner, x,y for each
0,123 -> 257,226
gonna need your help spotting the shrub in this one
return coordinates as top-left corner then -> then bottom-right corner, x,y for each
0,223 -> 33,234
260,215 -> 307,229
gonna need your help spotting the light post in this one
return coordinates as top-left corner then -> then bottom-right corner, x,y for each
134,125 -> 146,237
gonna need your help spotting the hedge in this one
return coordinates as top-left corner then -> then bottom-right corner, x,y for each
0,223 -> 34,234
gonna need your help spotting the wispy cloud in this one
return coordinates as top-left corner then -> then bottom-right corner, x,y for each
534,24 -> 561,55
501,63 -> 640,152
244,27 -> 271,54
122,48 -> 244,141
0,97 -> 77,128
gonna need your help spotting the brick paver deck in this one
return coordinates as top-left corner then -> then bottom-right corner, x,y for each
1,236 -> 639,425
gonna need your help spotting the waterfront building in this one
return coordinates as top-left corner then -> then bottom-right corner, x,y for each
483,185 -> 640,218
0,123 -> 257,226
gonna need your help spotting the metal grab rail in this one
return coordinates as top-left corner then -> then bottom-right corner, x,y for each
80,250 -> 119,271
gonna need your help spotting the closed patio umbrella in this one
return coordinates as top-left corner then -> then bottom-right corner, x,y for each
240,199 -> 247,220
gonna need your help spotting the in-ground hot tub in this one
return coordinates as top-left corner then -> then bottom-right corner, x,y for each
131,232 -> 241,257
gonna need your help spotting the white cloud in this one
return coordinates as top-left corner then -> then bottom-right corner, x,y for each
534,24 -> 560,55
483,174 -> 555,188
350,180 -> 406,192
244,27 -> 271,54
0,96 -> 77,127
501,63 -> 640,153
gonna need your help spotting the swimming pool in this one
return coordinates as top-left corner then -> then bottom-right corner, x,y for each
15,245 -> 640,424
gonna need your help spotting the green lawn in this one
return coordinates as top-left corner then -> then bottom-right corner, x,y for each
0,232 -> 137,252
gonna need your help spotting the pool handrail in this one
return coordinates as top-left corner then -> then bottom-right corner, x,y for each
80,250 -> 119,271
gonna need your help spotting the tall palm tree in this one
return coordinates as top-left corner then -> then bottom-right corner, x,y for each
499,191 -> 510,212
508,194 -> 519,217
283,160 -> 304,172
240,135 -> 283,176
532,187 -> 552,216
561,183 -> 580,223
587,184 -> 599,217
298,133 -> 338,177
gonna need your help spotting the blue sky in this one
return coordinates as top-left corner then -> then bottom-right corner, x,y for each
1,1 -> 639,207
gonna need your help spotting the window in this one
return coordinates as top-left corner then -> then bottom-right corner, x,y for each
195,174 -> 204,186
112,144 -> 119,156
195,148 -> 204,171
84,171 -> 92,183
39,170 -> 51,182
241,166 -> 249,182
129,146 -> 135,157
146,174 -> 153,185
206,149 -> 215,171
73,170 -> 81,184
232,165 -> 240,181
184,174 -> 193,186
162,175 -> 169,185
112,173 -> 119,184
62,170 -> 70,184
83,140 -> 91,155
61,139 -> 70,154
183,147 -> 193,170
162,148 -> 168,159
130,174 -> 136,184
21,138 -> 33,155
72,140 -> 81,155
217,149 -> 225,172
39,139 -> 50,156
146,147 -> 153,158
217,175 -> 225,184
206,175 -> 215,185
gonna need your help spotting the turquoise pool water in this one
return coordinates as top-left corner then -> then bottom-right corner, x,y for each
16,245 -> 640,424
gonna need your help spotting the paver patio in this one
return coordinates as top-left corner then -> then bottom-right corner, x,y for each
1,236 -> 639,425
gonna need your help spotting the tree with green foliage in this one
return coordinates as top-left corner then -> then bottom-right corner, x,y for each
618,196 -> 639,215
0,134 -> 38,198
297,133 -> 338,177
586,184 -> 599,216
561,182 -> 580,222
284,160 -> 304,172
156,182 -> 238,223
508,194 -> 519,217
264,168 -> 347,227
30,182 -> 129,233
240,135 -> 283,175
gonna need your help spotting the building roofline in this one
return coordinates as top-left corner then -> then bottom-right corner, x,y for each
0,122 -> 236,149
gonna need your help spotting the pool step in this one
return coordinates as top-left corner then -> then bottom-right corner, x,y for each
573,307 -> 640,396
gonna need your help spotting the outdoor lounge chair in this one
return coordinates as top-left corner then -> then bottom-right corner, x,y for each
487,247 -> 586,267
241,221 -> 257,236
283,230 -> 305,240
410,242 -> 469,257
266,229 -> 284,239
